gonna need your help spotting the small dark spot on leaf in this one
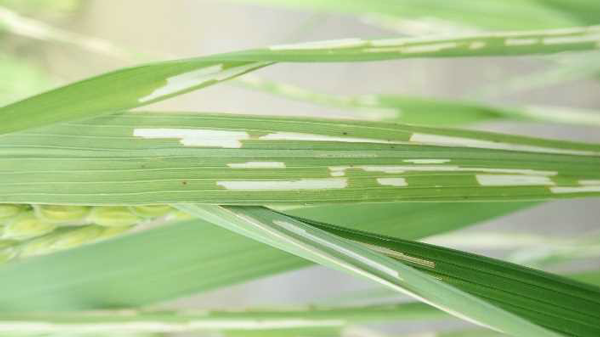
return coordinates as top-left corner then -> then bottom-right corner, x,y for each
182,181 -> 188,185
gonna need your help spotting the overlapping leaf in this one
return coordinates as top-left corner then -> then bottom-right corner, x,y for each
1,26 -> 600,135
0,201 -> 527,311
0,302 -> 443,334
572,269 -> 600,286
229,0 -> 600,98
475,52 -> 600,98
179,204 -> 564,337
178,204 -> 600,336
236,75 -> 600,127
292,214 -> 600,337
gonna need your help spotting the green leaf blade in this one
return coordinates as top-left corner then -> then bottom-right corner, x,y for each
0,303 -> 444,334
0,201 -> 527,311
1,26 -> 599,135
1,112 -> 598,204
295,215 -> 600,337
179,204 -> 562,337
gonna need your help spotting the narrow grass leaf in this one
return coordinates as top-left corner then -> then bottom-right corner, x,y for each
1,26 -> 600,135
237,75 -> 600,127
283,202 -> 535,240
570,269 -> 600,286
539,1 -> 600,26
178,204 -> 560,337
1,111 -> 598,204
294,215 -> 600,337
0,303 -> 443,333
474,52 -> 600,98
0,202 -> 528,311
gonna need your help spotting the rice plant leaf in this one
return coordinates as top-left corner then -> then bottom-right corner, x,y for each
236,75 -> 600,127
224,328 -> 341,337
507,234 -> 600,268
178,204 -> 561,337
316,267 -> 600,309
1,111 -> 598,205
0,59 -> 270,136
0,202 -> 529,311
474,52 -> 600,98
0,302 -> 443,334
1,26 -> 600,135
424,231 -> 600,269
283,202 -> 535,240
291,215 -> 600,337
218,26 -> 600,62
0,216 -> 304,311
539,0 -> 600,26
439,329 -> 505,337
571,269 -> 600,286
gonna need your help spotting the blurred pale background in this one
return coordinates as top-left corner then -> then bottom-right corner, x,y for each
2,0 -> 600,335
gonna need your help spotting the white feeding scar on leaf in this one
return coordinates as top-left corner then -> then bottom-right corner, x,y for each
269,38 -> 367,50
471,168 -> 556,176
403,159 -> 451,164
505,38 -> 538,46
329,166 -> 405,176
216,178 -> 348,190
543,35 -> 600,45
377,178 -> 408,187
476,175 -> 554,186
469,41 -> 486,49
227,162 -> 286,169
139,65 -> 222,103
329,165 -> 555,177
550,180 -> 600,194
358,242 -> 435,269
361,166 -> 406,173
369,38 -> 408,47
0,319 -> 346,333
133,128 -> 249,148
410,133 -> 597,156
271,220 -> 494,331
550,186 -> 600,194
274,220 -> 401,279
400,42 -> 458,54
259,132 -> 402,144
138,62 -> 267,103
